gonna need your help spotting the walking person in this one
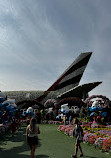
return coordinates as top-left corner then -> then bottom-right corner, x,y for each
26,117 -> 40,158
71,118 -> 83,158
12,118 -> 17,137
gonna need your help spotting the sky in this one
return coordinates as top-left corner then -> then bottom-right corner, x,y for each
0,0 -> 111,99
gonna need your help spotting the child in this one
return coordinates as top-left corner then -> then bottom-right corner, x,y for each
71,118 -> 83,158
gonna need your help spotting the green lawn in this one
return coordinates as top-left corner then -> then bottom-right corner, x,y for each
0,124 -> 111,158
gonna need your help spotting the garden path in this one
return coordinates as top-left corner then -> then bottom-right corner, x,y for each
0,124 -> 111,158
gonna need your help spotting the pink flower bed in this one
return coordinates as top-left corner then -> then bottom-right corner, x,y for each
58,123 -> 111,152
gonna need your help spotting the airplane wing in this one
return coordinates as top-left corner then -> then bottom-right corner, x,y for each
57,81 -> 102,100
36,52 -> 92,102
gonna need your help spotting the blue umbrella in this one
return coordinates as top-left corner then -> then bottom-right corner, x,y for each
97,107 -> 103,111
6,105 -> 14,111
9,110 -> 14,116
0,97 -> 4,103
89,107 -> 103,112
101,112 -> 107,117
90,112 -> 96,117
3,103 -> 9,107
0,103 -> 3,109
56,115 -> 61,119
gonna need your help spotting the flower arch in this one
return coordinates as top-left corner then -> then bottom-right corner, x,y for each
44,99 -> 57,109
85,95 -> 110,108
17,100 -> 44,110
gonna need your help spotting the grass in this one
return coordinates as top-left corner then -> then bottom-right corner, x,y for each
0,123 -> 111,158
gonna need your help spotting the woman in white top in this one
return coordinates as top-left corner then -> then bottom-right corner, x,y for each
26,117 -> 40,158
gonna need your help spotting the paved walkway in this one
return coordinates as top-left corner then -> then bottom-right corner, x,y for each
0,124 -> 111,158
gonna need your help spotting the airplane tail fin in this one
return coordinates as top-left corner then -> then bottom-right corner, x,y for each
36,52 -> 92,102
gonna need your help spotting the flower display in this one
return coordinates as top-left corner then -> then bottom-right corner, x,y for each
102,138 -> 111,152
85,95 -> 110,108
91,123 -> 98,128
58,122 -> 111,153
83,132 -> 96,143
95,137 -> 107,150
89,135 -> 98,144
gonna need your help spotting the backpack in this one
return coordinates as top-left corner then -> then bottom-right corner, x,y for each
73,125 -> 84,138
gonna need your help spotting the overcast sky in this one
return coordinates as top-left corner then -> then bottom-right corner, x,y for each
0,0 -> 111,99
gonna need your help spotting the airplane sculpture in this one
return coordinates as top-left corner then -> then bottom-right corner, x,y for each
36,52 -> 102,102
17,52 -> 102,108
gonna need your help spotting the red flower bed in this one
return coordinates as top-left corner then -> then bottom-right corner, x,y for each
102,138 -> 111,152
98,125 -> 106,128
89,135 -> 98,144
84,124 -> 91,128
